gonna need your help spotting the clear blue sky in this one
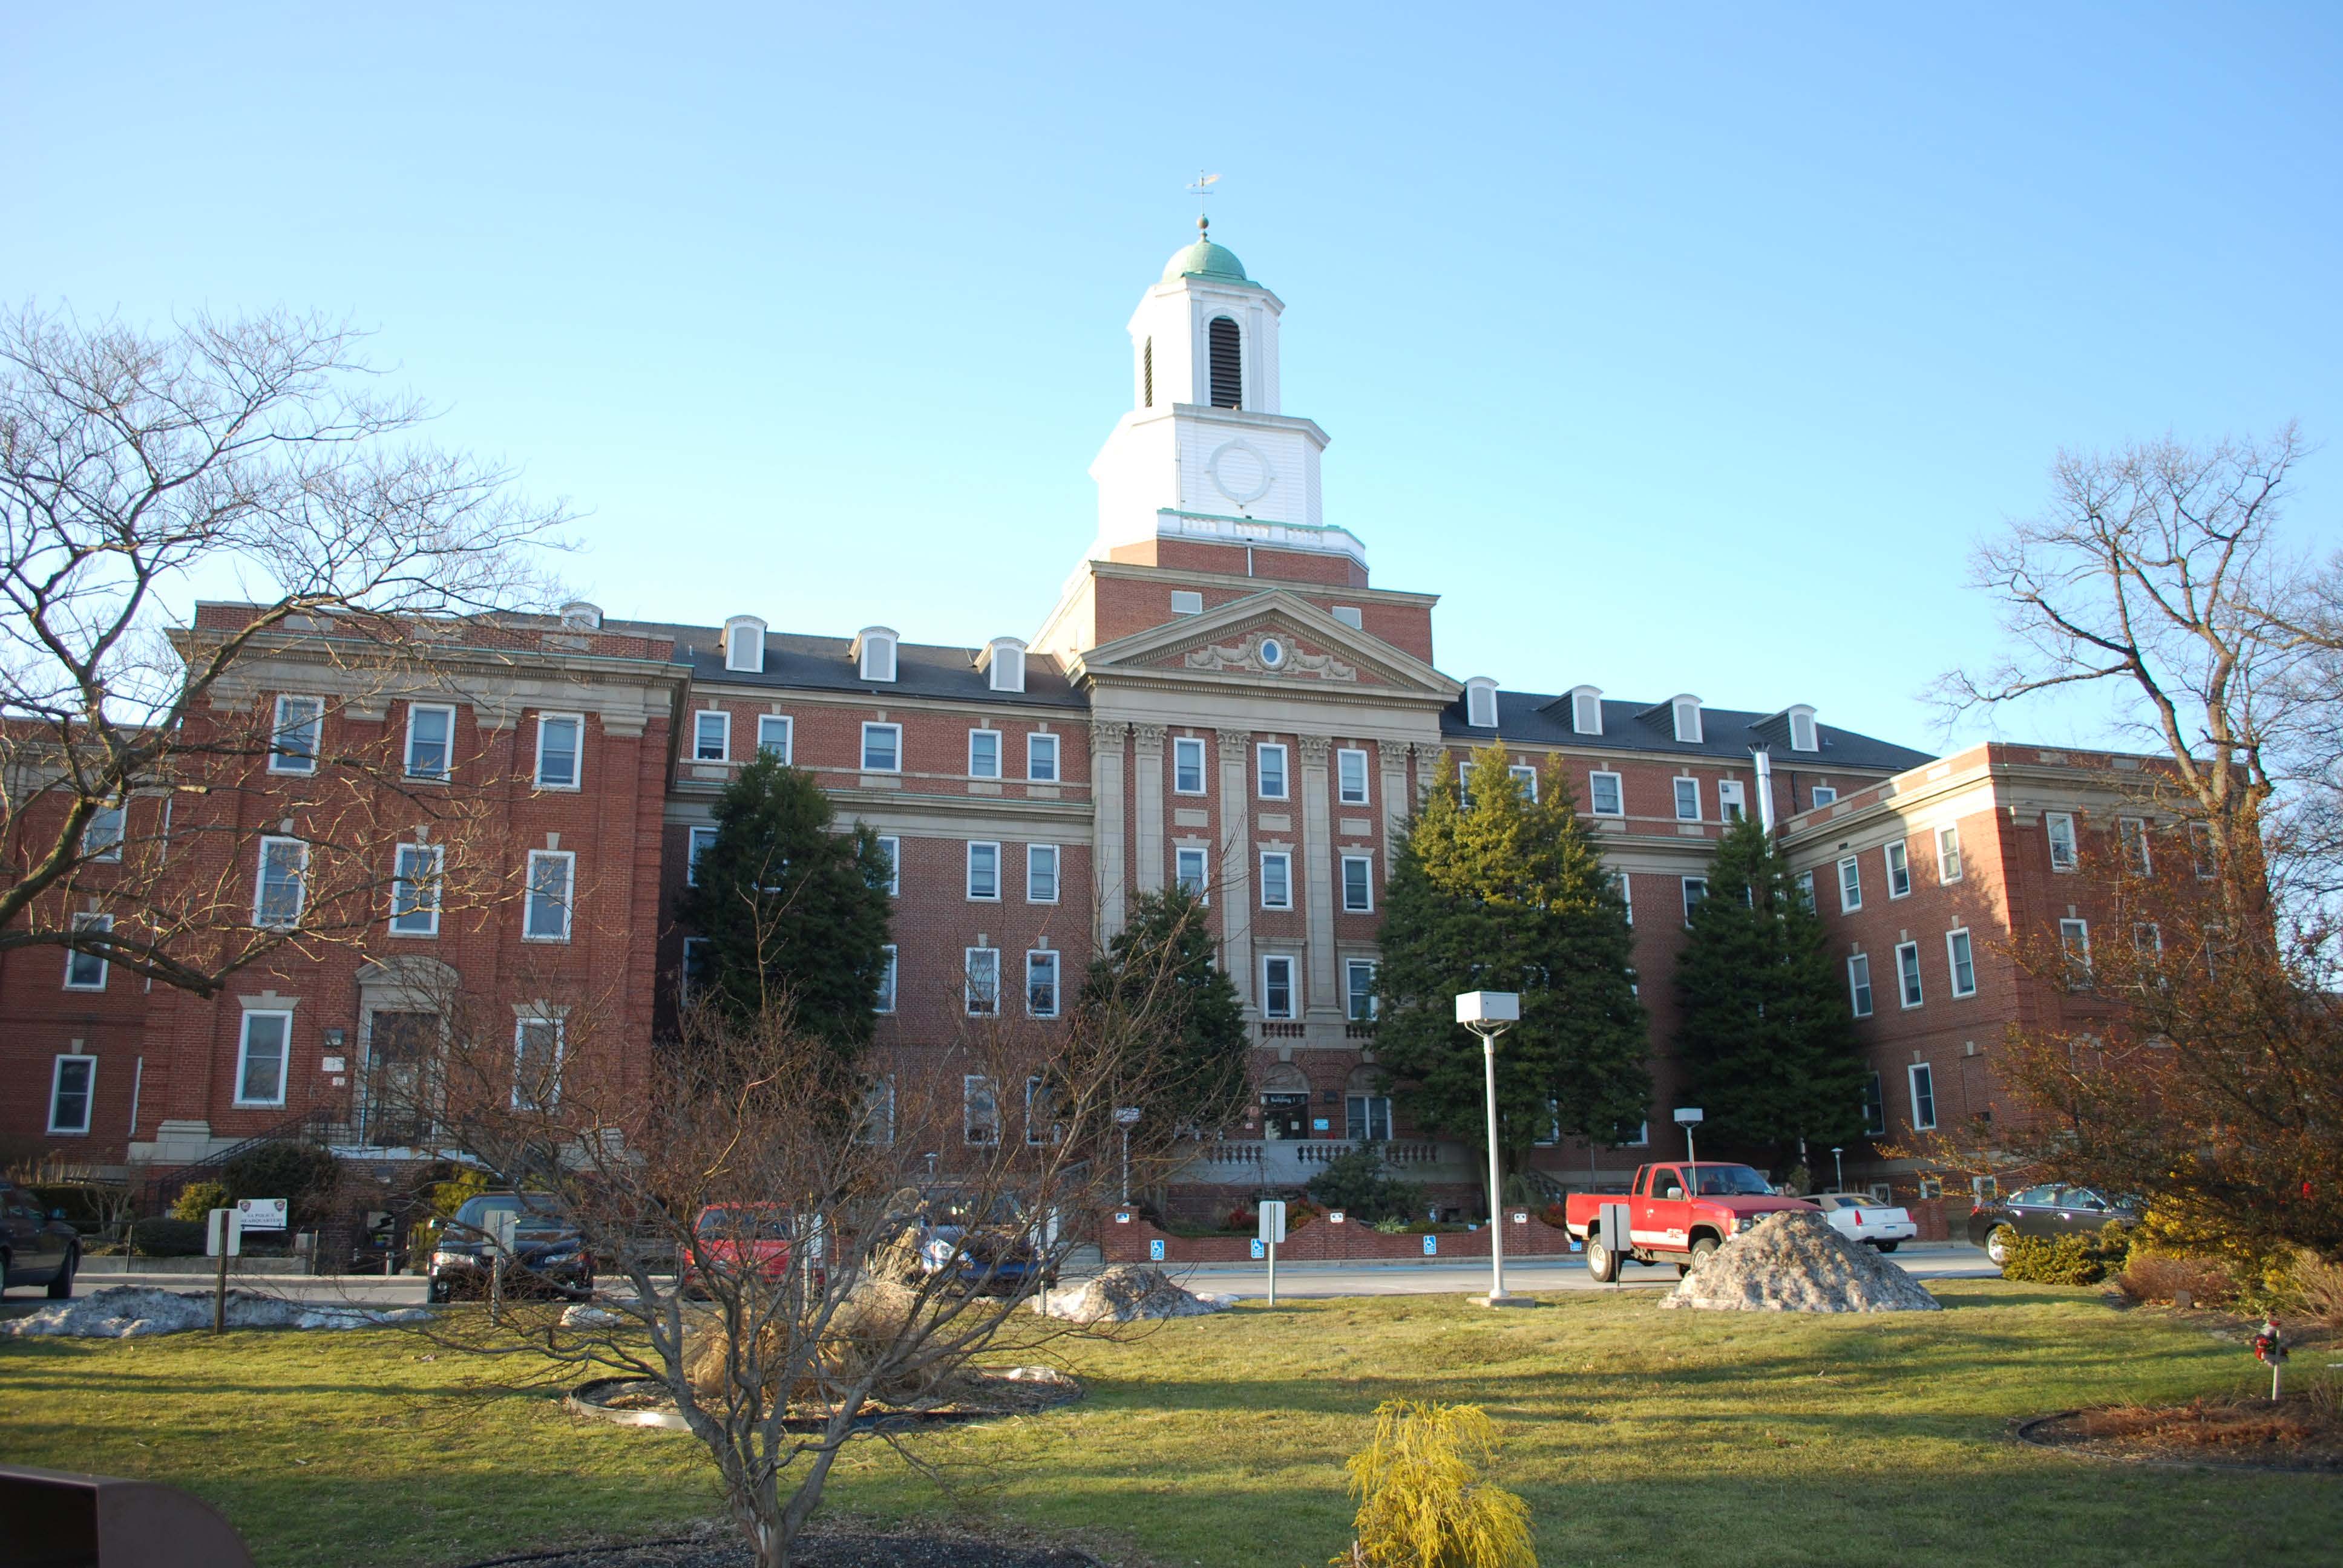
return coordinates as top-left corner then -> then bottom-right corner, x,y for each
9,4 -> 2339,755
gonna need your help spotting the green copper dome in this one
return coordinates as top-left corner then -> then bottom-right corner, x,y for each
1162,238 -> 1253,285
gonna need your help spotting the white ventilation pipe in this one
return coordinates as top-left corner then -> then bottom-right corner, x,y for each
1751,746 -> 1776,832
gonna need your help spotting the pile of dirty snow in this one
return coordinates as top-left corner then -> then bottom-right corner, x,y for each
1036,1264 -> 1236,1322
1658,1210 -> 1942,1313
3,1285 -> 433,1338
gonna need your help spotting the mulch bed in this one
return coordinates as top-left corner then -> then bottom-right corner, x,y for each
465,1521 -> 1104,1566
2020,1390 -> 2343,1473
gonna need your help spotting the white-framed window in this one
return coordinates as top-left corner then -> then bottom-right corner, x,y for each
1794,869 -> 1815,908
1023,1074 -> 1064,1144
874,944 -> 896,1013
270,695 -> 323,774
1346,1090 -> 1392,1141
1337,748 -> 1371,805
47,1053 -> 96,1134
681,936 -> 712,1004
405,704 -> 455,779
235,1008 -> 292,1106
1169,589 -> 1204,616
1907,1062 -> 1937,1131
1330,604 -> 1363,630
82,805 -> 126,862
2046,812 -> 2078,872
857,629 -> 898,683
1173,736 -> 1207,795
1936,825 -> 1962,883
968,728 -> 1001,779
1615,870 -> 1634,925
1681,876 -> 1708,925
988,641 -> 1026,694
756,714 -> 793,761
1885,839 -> 1912,899
724,615 -> 766,673
1261,954 -> 1297,1019
2119,816 -> 2151,876
2134,921 -> 2163,958
1789,707 -> 1818,753
534,713 -> 583,789
64,912 -> 111,991
686,825 -> 718,886
1672,697 -> 1703,743
1812,785 -> 1838,808
875,835 -> 900,895
1260,851 -> 1293,910
1345,958 -> 1378,1022
254,836 -> 308,928
1457,762 -> 1474,808
1896,941 -> 1924,1008
1026,949 -> 1060,1018
1341,854 -> 1374,912
1837,856 -> 1863,913
1571,687 -> 1603,736
1847,953 -> 1874,1018
1674,777 -> 1700,821
1622,1119 -> 1651,1148
1717,779 -> 1745,822
1465,678 -> 1499,729
857,1075 -> 896,1145
1589,771 -> 1624,816
524,849 -> 575,941
390,843 -> 444,936
1509,764 -> 1540,802
1257,742 -> 1289,800
513,1015 -> 565,1111
1027,731 -> 1059,782
1027,843 -> 1060,903
861,722 -> 902,773
1861,1071 -> 1886,1135
966,841 -> 1000,901
964,950 -> 1000,1017
2060,918 -> 2092,977
1175,846 -> 1208,898
693,710 -> 730,762
1947,928 -> 1976,997
2189,822 -> 2215,879
963,1073 -> 999,1144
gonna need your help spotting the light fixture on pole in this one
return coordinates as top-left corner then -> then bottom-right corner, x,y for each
1674,1108 -> 1704,1174
1114,1106 -> 1143,1204
1831,1146 -> 1844,1191
1455,991 -> 1533,1308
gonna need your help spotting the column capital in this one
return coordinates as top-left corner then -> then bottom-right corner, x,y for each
1131,722 -> 1167,756
1092,720 -> 1129,754
1215,728 -> 1251,753
1297,734 -> 1332,768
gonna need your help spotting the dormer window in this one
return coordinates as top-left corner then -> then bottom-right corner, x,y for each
723,615 -> 766,674
853,627 -> 899,684
983,637 -> 1027,693
559,601 -> 603,630
1788,705 -> 1818,753
1208,316 -> 1242,409
1464,678 -> 1499,730
1570,686 -> 1602,736
1672,696 -> 1703,744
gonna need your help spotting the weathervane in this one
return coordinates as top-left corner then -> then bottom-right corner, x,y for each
1187,170 -> 1219,236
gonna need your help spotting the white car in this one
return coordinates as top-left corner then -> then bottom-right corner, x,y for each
1806,1192 -> 1918,1251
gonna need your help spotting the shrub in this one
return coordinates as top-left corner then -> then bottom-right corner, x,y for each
129,1218 -> 207,1256
1372,1217 -> 1411,1235
2279,1249 -> 2343,1328
2000,1222 -> 2132,1285
1307,1146 -> 1425,1225
1537,1202 -> 1568,1230
1222,1206 -> 1257,1233
222,1141 -> 341,1222
2115,1250 -> 2240,1308
170,1180 -> 231,1223
1341,1399 -> 1535,1568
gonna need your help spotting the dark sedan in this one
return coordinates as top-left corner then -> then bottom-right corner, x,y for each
427,1192 -> 594,1303
2,1183 -> 81,1298
1968,1183 -> 2139,1265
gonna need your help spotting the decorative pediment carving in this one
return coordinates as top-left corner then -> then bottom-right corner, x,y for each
1178,629 -> 1358,682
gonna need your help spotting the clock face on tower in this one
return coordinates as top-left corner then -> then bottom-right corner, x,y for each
1207,439 -> 1274,506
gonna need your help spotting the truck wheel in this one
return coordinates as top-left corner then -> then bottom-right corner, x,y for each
1678,1236 -> 1719,1277
1586,1237 -> 1619,1283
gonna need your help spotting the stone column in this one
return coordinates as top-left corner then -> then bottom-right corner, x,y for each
1092,720 -> 1128,942
1216,728 -> 1254,1013
1298,734 -> 1340,1022
1412,740 -> 1441,809
1378,741 -> 1411,840
1131,723 -> 1166,895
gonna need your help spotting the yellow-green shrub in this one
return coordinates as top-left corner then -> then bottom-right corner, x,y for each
1339,1399 -> 1535,1568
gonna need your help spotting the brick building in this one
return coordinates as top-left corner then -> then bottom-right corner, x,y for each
1,226 -> 2156,1238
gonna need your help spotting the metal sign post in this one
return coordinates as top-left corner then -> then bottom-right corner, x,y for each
205,1209 -> 243,1334
1258,1200 -> 1287,1307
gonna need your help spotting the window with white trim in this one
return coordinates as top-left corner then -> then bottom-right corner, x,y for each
1615,870 -> 1634,924
1947,928 -> 1976,997
2060,918 -> 2092,978
1173,736 -> 1206,794
1907,1062 -> 1937,1131
1465,678 -> 1499,728
82,806 -> 126,862
390,843 -> 444,935
874,944 -> 897,1013
1896,941 -> 1923,1008
1672,697 -> 1702,743
988,641 -> 1026,693
1345,958 -> 1378,1022
270,695 -> 323,774
2134,921 -> 2163,958
693,710 -> 729,762
756,714 -> 793,761
64,912 -> 110,990
2189,822 -> 2215,879
1341,854 -> 1373,912
1682,876 -> 1707,925
534,713 -> 582,789
405,704 -> 454,779
858,630 -> 897,683
1861,1071 -> 1886,1135
1175,846 -> 1208,898
1027,731 -> 1059,782
1509,765 -> 1539,803
966,841 -> 1000,901
963,1074 -> 999,1143
964,950 -> 1000,1016
968,728 -> 1001,779
1794,869 -> 1815,908
1837,856 -> 1863,913
860,723 -> 901,772
875,836 -> 899,895
2119,816 -> 2151,876
1337,748 -> 1370,805
1847,953 -> 1874,1018
254,836 -> 308,928
1024,1074 -> 1063,1144
724,615 -> 766,673
1261,954 -> 1297,1019
1624,1119 -> 1651,1147
1589,771 -> 1624,816
48,1054 -> 95,1134
513,1016 -> 564,1110
1674,778 -> 1700,821
1260,851 -> 1293,909
1812,785 -> 1838,808
524,850 -> 575,941
686,825 -> 717,886
1257,742 -> 1288,800
1936,825 -> 1962,883
1716,779 -> 1745,822
1885,839 -> 1912,898
1026,950 -> 1060,1018
1169,590 -> 1204,616
1027,843 -> 1059,903
1789,707 -> 1818,753
2046,812 -> 2078,871
1346,1089 -> 1392,1141
1571,687 -> 1602,736
235,1009 -> 292,1106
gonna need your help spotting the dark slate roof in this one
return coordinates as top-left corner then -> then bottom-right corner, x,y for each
607,621 -> 1089,710
1441,690 -> 1933,772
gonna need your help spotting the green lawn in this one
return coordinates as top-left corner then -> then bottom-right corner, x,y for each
3,1282 -> 2337,1567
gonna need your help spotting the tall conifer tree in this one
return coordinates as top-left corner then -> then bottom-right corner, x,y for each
1076,883 -> 1250,1135
1373,746 -> 1648,1178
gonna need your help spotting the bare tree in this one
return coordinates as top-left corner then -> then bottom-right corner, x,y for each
0,302 -> 566,994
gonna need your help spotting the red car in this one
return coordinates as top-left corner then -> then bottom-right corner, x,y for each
683,1204 -> 811,1297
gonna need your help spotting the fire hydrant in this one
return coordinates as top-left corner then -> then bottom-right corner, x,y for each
2251,1315 -> 2289,1402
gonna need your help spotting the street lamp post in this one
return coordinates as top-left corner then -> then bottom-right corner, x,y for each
1831,1146 -> 1844,1191
1455,991 -> 1530,1308
1114,1107 -> 1143,1204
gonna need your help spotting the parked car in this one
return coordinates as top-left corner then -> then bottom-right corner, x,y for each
1564,1163 -> 1818,1281
1967,1183 -> 2140,1266
683,1203 -> 822,1297
427,1192 -> 594,1303
1,1183 -> 80,1298
1805,1192 -> 1918,1251
916,1189 -> 1057,1297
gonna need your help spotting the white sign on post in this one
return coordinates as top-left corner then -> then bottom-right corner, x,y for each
1257,1200 -> 1288,1245
206,1209 -> 244,1257
237,1198 -> 288,1232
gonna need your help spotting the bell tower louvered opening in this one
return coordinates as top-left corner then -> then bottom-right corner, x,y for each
1208,316 -> 1242,408
1143,338 -> 1153,408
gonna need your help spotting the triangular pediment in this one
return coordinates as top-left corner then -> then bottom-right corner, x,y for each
1073,590 -> 1460,699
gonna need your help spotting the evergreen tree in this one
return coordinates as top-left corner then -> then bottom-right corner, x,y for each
1077,883 -> 1250,1135
676,755 -> 894,1058
1673,815 -> 1867,1168
1372,746 -> 1648,1178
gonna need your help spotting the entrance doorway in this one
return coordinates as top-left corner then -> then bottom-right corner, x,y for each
1260,1093 -> 1310,1141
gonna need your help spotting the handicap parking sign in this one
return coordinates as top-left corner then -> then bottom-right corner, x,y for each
1250,1238 -> 1265,1259
1422,1233 -> 1437,1256
1149,1238 -> 1165,1261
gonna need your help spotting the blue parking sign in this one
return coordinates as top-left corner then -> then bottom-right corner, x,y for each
1250,1238 -> 1265,1259
1149,1238 -> 1165,1262
1423,1233 -> 1437,1256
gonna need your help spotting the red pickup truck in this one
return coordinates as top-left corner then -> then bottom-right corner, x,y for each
1564,1162 -> 1817,1282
